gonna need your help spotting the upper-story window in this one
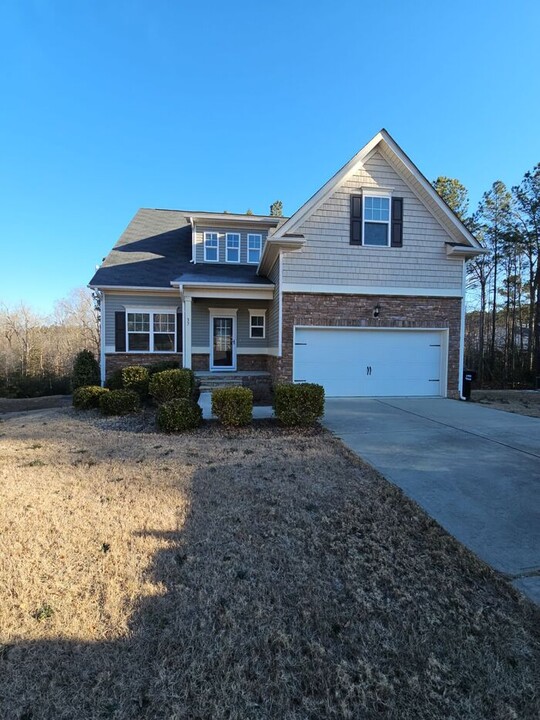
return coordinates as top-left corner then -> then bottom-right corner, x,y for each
226,233 -> 240,263
247,234 -> 262,264
350,194 -> 403,247
363,196 -> 390,246
204,232 -> 219,262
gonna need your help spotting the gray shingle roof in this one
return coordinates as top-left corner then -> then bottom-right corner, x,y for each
175,264 -> 273,286
88,209 -> 273,289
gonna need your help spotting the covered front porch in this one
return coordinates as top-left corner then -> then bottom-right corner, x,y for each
175,279 -> 277,375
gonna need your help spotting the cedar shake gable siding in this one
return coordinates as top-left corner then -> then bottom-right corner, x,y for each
282,149 -> 464,292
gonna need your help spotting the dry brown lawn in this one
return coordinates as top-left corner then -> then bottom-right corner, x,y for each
472,389 -> 540,418
0,407 -> 539,720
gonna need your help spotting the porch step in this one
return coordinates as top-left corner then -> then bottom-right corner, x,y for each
198,379 -> 244,391
195,371 -> 273,403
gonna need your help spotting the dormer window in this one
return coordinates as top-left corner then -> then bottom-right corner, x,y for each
226,233 -> 240,263
204,232 -> 219,262
247,234 -> 262,264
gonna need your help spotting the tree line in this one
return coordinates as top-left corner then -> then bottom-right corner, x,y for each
433,165 -> 540,388
0,288 -> 100,397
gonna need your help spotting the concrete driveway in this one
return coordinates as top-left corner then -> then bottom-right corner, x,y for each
323,397 -> 540,603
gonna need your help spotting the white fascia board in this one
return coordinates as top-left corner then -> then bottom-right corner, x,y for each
92,285 -> 180,294
446,244 -> 489,258
271,133 -> 384,240
379,130 -> 482,249
184,287 -> 274,300
281,283 -> 464,298
187,212 -> 283,226
258,237 -> 305,275
271,128 -> 482,250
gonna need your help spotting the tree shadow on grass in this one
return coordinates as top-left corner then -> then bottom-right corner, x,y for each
2,450 -> 539,720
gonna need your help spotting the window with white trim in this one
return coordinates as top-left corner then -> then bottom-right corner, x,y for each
226,233 -> 240,262
247,233 -> 262,264
249,309 -> 266,339
127,311 -> 176,352
363,195 -> 391,246
204,232 -> 219,261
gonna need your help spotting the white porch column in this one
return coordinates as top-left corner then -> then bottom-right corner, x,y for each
183,296 -> 192,369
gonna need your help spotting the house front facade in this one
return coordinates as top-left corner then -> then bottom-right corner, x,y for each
89,130 -> 485,399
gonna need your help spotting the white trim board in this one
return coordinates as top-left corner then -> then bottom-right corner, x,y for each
281,283 -> 463,298
271,129 -> 482,250
192,346 -> 274,356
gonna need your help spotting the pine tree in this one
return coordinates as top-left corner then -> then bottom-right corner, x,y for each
270,200 -> 283,217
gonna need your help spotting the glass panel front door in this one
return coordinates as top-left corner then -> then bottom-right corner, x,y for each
212,317 -> 234,369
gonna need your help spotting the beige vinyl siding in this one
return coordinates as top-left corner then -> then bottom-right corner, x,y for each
191,299 -> 270,349
267,257 -> 280,351
104,293 -> 180,348
282,149 -> 463,291
195,227 -> 268,264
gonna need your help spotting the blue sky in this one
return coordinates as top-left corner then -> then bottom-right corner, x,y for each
1,0 -> 539,313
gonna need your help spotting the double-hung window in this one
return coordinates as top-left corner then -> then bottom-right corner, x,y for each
127,310 -> 176,352
363,195 -> 391,246
204,232 -> 219,262
247,234 -> 262,264
249,309 -> 266,339
226,233 -> 240,263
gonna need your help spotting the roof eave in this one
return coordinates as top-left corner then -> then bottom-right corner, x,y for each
186,212 -> 286,226
445,243 -> 489,259
258,237 -> 306,275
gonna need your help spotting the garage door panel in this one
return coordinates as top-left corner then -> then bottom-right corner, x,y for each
293,328 -> 444,398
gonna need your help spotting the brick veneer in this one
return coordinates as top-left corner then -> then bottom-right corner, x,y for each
191,354 -> 269,372
105,353 -> 182,376
269,293 -> 462,398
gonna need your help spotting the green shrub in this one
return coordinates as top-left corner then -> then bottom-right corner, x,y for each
99,389 -> 140,416
212,387 -> 253,427
72,350 -> 100,390
146,360 -> 180,375
73,385 -> 109,410
156,398 -> 202,433
121,366 -> 149,398
149,368 -> 195,404
273,383 -> 325,427
105,369 -> 123,390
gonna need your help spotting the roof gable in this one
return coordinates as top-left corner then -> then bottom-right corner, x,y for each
270,129 -> 482,249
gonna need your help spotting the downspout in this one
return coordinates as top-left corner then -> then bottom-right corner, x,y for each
458,260 -> 466,400
278,250 -> 283,357
99,291 -> 106,386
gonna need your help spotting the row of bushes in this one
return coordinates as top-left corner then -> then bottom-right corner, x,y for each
73,366 -> 201,426
105,365 -> 196,402
72,351 -> 182,393
74,368 -> 325,433
149,383 -> 324,432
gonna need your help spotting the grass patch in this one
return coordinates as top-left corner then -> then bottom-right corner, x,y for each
0,408 -> 538,719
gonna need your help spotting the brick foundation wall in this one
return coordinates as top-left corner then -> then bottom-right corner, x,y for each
105,353 -> 182,376
269,293 -> 462,398
191,354 -> 269,372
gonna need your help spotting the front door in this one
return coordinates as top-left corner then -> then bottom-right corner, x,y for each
211,316 -> 236,370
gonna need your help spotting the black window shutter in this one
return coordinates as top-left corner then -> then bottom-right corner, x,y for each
176,312 -> 183,353
391,197 -> 403,247
350,194 -> 362,245
115,311 -> 126,352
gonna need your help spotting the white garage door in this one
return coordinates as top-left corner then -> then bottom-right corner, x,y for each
293,327 -> 444,397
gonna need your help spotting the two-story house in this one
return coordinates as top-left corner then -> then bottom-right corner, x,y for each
89,130 -> 485,399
